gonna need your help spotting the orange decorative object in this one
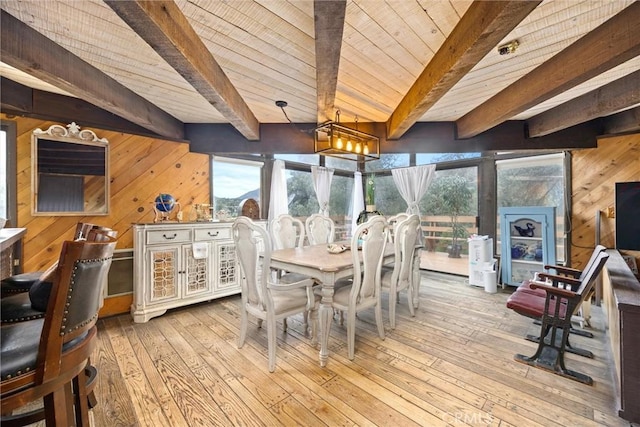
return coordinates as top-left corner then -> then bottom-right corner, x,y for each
239,198 -> 259,219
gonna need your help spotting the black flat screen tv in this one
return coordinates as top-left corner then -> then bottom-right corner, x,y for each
615,181 -> 640,251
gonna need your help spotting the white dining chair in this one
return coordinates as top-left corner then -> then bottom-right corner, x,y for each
387,213 -> 409,243
232,217 -> 319,372
270,214 -> 305,250
332,215 -> 389,360
381,214 -> 421,329
270,213 -> 316,328
305,214 -> 335,245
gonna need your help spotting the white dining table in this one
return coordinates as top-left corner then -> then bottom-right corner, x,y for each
270,243 -> 396,367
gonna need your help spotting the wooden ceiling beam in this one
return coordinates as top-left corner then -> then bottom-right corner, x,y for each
0,77 -> 32,113
0,10 -> 184,140
386,1 -> 540,140
1,77 -> 168,139
457,2 -> 640,139
601,106 -> 640,136
528,70 -> 640,137
105,0 -> 260,140
314,0 -> 346,123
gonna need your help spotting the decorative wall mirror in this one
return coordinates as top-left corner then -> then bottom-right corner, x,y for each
32,122 -> 109,216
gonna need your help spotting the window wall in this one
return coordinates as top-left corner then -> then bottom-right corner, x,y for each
210,150 -> 568,274
496,153 -> 567,262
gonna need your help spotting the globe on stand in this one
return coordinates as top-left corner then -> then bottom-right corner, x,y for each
152,193 -> 182,222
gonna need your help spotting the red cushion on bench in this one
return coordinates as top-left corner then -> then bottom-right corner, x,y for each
516,280 -> 547,297
506,289 -> 567,319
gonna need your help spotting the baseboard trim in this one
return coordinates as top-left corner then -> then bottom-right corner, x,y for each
99,294 -> 132,318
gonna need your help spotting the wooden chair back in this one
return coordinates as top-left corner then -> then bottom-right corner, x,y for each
570,252 -> 609,308
543,244 -> 606,282
1,233 -> 117,424
576,244 -> 607,281
38,233 -> 117,381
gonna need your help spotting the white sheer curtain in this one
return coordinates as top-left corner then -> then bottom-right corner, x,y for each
391,164 -> 436,215
311,166 -> 334,216
349,171 -> 364,236
268,159 -> 288,223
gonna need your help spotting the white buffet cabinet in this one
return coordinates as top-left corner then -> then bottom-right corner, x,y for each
132,221 -> 257,323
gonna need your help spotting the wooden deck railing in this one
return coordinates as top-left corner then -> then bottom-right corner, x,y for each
328,214 -> 478,252
420,215 -> 478,252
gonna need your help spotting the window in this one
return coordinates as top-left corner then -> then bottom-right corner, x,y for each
275,154 -> 319,165
211,156 -> 262,218
369,174 -> 405,215
329,174 -> 354,239
416,153 -> 480,165
0,129 -> 7,218
1,121 -> 17,226
420,167 -> 479,255
496,153 -> 566,262
286,169 -> 318,216
324,156 -> 357,172
285,167 -> 352,215
282,161 -> 355,240
365,153 -> 410,172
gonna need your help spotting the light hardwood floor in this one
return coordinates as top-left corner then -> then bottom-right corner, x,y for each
85,271 -> 632,427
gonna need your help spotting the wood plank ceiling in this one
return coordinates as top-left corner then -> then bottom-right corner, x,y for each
1,0 -> 639,149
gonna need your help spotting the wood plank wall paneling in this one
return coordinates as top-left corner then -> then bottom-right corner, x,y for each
570,133 -> 640,269
3,114 -> 211,273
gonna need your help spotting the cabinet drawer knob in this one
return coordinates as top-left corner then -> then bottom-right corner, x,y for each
163,233 -> 177,240
208,231 -> 219,237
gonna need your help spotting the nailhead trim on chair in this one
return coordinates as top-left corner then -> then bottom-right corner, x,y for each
2,289 -> 28,294
3,314 -> 45,323
3,366 -> 31,380
58,257 -> 111,336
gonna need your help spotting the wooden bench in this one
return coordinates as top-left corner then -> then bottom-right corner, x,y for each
506,251 -> 610,384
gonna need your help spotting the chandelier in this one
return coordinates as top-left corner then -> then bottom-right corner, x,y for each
314,110 -> 380,161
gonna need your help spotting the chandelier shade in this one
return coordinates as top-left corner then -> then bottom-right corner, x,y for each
314,121 -> 380,161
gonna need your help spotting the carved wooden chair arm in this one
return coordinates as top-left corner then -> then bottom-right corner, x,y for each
537,272 -> 581,290
544,264 -> 581,278
529,281 -> 578,299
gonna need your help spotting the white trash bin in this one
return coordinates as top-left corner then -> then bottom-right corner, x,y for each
483,260 -> 498,294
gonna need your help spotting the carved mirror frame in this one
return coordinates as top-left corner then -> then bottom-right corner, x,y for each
31,122 -> 110,216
